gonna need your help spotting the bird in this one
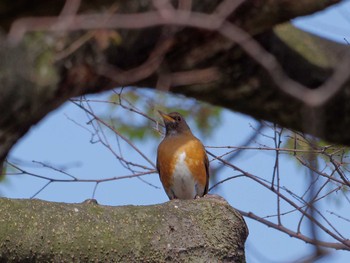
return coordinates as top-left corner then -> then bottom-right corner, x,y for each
157,111 -> 209,200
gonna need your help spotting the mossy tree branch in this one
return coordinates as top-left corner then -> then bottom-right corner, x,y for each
0,197 -> 248,262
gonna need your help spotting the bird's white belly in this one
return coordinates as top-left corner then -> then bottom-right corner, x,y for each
172,152 -> 196,199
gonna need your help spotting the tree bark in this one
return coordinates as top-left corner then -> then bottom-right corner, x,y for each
0,0 -> 348,167
0,197 -> 248,262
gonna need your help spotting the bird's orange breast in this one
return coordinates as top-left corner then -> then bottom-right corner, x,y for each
157,134 -> 208,192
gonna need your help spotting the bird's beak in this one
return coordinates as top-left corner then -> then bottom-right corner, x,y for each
158,110 -> 175,123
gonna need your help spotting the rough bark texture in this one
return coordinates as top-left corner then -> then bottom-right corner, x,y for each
0,197 -> 248,262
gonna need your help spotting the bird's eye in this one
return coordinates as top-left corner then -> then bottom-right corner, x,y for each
175,116 -> 181,121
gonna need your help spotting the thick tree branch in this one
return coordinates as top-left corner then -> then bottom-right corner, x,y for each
1,0 -> 340,34
231,0 -> 341,34
0,197 -> 248,262
0,0 -> 348,169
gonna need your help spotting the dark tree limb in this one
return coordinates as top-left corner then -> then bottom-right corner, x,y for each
0,197 -> 248,262
0,0 -> 348,170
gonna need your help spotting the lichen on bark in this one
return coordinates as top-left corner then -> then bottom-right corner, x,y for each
0,197 -> 248,262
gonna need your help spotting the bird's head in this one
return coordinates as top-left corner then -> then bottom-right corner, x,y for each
158,111 -> 191,136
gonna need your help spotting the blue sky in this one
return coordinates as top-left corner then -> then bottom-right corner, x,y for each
2,2 -> 350,262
